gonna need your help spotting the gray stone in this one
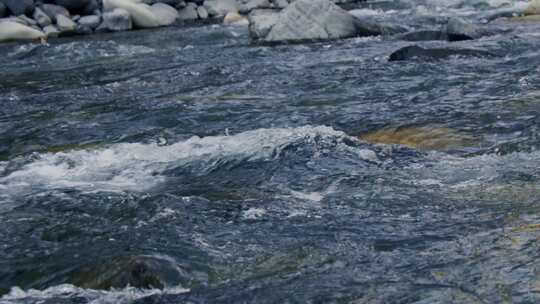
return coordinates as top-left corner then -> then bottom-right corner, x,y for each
33,7 -> 52,27
388,45 -> 495,61
248,9 -> 279,39
75,23 -> 93,34
78,15 -> 100,29
353,18 -> 407,36
264,0 -> 358,42
272,0 -> 288,9
446,17 -> 481,41
399,30 -> 449,42
56,14 -> 76,32
40,4 -> 70,22
149,2 -> 178,26
239,0 -> 271,14
43,24 -> 60,37
0,0 -> 34,16
99,8 -> 132,32
178,3 -> 198,20
17,15 -> 37,26
197,5 -> 208,19
203,0 -> 238,17
0,3 -> 7,17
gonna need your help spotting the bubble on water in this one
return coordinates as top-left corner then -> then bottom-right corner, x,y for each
0,284 -> 189,304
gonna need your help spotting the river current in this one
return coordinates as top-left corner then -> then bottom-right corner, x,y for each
1,0 -> 540,303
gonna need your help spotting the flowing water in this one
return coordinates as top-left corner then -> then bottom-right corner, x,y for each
1,0 -> 540,303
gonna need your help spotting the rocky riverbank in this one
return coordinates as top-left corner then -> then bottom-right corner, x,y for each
0,0 -> 359,43
1,0 -> 540,47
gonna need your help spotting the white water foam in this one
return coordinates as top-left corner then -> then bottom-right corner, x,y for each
0,126 -> 353,196
0,284 -> 189,304
410,150 -> 540,194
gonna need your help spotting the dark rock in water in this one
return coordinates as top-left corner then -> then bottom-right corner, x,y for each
0,2 -> 7,17
389,45 -> 495,61
446,17 -> 482,41
70,255 -> 189,290
40,3 -> 70,22
399,30 -> 449,42
0,0 -> 34,16
354,18 -> 407,37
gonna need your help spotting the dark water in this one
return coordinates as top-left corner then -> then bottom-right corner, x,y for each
1,1 -> 540,303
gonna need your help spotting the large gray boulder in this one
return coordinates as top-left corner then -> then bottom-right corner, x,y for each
263,0 -> 359,42
0,0 -> 34,16
149,2 -> 178,26
98,8 -> 132,32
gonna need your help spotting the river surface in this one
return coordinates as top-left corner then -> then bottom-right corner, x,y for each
1,0 -> 540,303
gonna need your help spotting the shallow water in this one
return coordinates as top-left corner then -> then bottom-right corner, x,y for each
1,0 -> 540,303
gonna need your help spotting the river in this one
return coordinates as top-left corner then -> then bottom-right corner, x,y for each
1,0 -> 540,303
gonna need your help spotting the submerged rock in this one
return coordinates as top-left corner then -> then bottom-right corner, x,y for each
446,17 -> 483,41
399,30 -> 449,41
0,20 -> 44,42
71,255 -> 189,290
99,7 -> 132,32
388,45 -> 494,61
359,125 -> 476,151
